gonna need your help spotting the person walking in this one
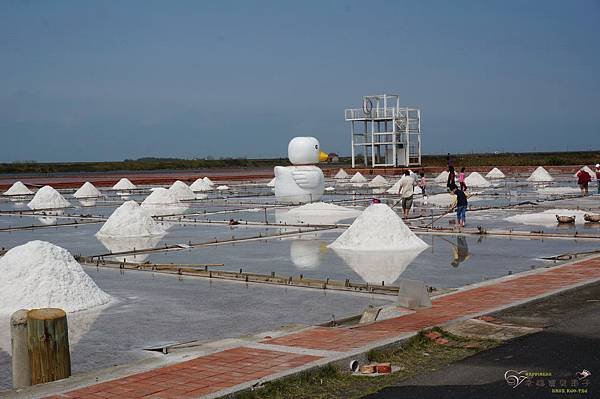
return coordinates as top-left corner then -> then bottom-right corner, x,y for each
399,170 -> 414,220
452,187 -> 468,227
577,168 -> 592,196
447,166 -> 457,191
418,171 -> 427,197
596,164 -> 600,194
458,167 -> 467,191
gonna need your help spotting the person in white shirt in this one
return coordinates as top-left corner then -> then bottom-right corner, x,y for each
398,170 -> 415,220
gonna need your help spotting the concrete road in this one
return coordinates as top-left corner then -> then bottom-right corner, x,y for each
363,282 -> 600,399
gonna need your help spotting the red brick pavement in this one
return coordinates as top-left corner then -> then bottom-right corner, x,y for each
43,257 -> 600,399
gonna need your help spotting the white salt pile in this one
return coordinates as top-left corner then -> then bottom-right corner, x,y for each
334,169 -> 350,179
3,181 -> 33,196
277,202 -> 361,225
574,166 -> 595,178
190,178 -> 213,192
485,167 -> 506,179
505,209 -> 591,226
328,204 -> 428,251
97,235 -> 163,264
368,175 -> 389,187
141,188 -> 188,216
28,185 -> 71,210
266,178 -> 276,188
288,202 -> 361,217
324,186 -> 335,191
350,172 -> 367,183
216,185 -> 230,190
169,180 -> 196,200
527,166 -> 554,182
73,182 -> 102,199
203,177 -> 215,187
96,200 -> 166,238
387,180 -> 401,194
434,170 -> 449,184
0,241 -> 112,315
465,172 -> 491,188
112,178 -> 136,190
424,193 -> 455,207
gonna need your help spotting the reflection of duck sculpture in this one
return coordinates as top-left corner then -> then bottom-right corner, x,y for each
274,137 -> 328,204
290,239 -> 328,269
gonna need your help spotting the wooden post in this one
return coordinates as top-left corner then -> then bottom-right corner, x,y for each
10,309 -> 31,388
27,308 -> 71,385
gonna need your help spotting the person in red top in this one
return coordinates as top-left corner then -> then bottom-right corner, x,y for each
577,169 -> 592,196
596,164 -> 600,194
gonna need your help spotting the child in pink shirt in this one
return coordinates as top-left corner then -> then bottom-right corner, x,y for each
459,167 -> 467,191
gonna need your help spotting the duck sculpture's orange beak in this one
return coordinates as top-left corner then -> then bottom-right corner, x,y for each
319,151 -> 328,162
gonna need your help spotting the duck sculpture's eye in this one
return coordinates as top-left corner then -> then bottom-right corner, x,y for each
315,145 -> 318,149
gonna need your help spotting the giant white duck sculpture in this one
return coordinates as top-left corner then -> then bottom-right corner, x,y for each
274,137 -> 328,204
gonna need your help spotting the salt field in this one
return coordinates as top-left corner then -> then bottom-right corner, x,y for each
0,169 -> 599,390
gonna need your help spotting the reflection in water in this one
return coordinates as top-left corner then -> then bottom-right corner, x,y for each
332,247 -> 425,285
290,239 -> 328,269
97,235 -> 163,263
450,236 -> 470,267
35,209 -> 64,225
275,207 -> 360,226
79,198 -> 98,207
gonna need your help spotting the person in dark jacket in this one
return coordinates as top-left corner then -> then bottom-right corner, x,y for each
452,187 -> 468,227
447,166 -> 457,191
577,169 -> 592,196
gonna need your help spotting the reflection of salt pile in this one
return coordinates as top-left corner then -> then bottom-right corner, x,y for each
465,172 -> 491,188
537,187 -> 581,195
434,170 -> 449,183
276,202 -> 361,225
266,178 -> 276,188
325,186 -> 335,191
169,180 -> 196,200
335,248 -> 422,285
0,241 -> 112,316
350,172 -> 367,183
505,209 -> 591,226
421,193 -> 455,207
527,166 -> 554,182
334,169 -> 350,179
97,235 -> 163,263
141,188 -> 188,216
485,167 -> 506,179
3,181 -> 33,196
328,204 -> 428,251
190,178 -> 213,192
368,175 -> 389,187
216,185 -> 230,190
28,185 -> 71,210
290,239 -> 327,269
96,201 -> 166,237
73,182 -> 102,198
112,178 -> 136,190
203,177 -> 215,187
574,166 -> 594,178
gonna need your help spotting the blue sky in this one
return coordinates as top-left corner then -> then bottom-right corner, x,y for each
1,0 -> 599,162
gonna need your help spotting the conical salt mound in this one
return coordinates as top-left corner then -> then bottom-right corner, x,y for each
169,180 -> 196,200
112,178 -> 136,190
464,172 -> 491,188
73,182 -> 102,199
141,188 -> 187,216
349,172 -> 367,183
434,170 -> 449,183
3,181 -> 33,196
387,180 -> 401,194
28,186 -> 71,210
368,175 -> 389,187
527,166 -> 554,182
96,200 -> 165,238
0,241 -> 112,315
203,177 -> 215,187
328,204 -> 429,251
190,178 -> 213,192
266,178 -> 276,187
485,167 -> 505,179
334,169 -> 349,179
574,166 -> 594,178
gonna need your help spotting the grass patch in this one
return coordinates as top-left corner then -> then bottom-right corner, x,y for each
232,328 -> 498,399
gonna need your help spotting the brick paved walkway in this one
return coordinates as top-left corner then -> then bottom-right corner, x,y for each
41,256 -> 600,399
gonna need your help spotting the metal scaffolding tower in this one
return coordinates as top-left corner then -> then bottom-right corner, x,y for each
344,94 -> 421,168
